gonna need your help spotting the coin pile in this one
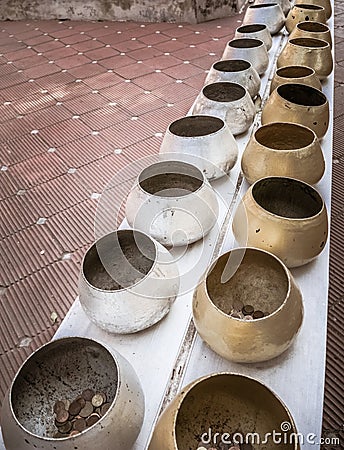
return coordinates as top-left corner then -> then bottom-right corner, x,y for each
229,300 -> 269,320
53,389 -> 110,438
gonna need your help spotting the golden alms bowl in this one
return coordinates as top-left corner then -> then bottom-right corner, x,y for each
277,37 -> 333,80
232,177 -> 328,267
286,4 -> 327,33
192,247 -> 303,363
270,65 -> 322,93
261,83 -> 329,138
242,122 -> 325,184
290,21 -> 332,48
148,372 -> 300,450
302,0 -> 332,19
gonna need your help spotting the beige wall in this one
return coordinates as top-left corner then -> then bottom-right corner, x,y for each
0,0 -> 245,23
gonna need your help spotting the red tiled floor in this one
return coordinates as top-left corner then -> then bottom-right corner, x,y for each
62,92 -> 108,114
23,62 -> 61,79
37,118 -> 93,146
0,134 -> 49,166
0,225 -> 64,285
73,152 -> 137,192
113,61 -> 154,79
55,54 -> 92,69
25,173 -> 91,216
79,104 -> 131,130
0,194 -> 40,237
67,62 -> 107,78
55,134 -> 115,167
98,53 -> 136,69
132,71 -> 174,90
11,91 -> 57,114
83,46 -> 119,61
13,54 -> 49,69
8,151 -> 69,189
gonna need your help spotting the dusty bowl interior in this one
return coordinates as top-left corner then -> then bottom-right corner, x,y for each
297,21 -> 329,32
228,38 -> 262,48
277,83 -> 326,107
213,59 -> 251,73
139,161 -> 203,197
206,248 -> 289,317
168,115 -> 224,137
236,24 -> 268,33
175,373 -> 296,449
275,65 -> 314,78
248,3 -> 279,9
255,122 -> 315,150
83,230 -> 156,291
290,37 -> 328,48
203,82 -> 246,102
10,337 -> 118,438
252,177 -> 323,219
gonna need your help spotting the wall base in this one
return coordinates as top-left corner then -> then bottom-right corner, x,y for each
0,0 -> 246,23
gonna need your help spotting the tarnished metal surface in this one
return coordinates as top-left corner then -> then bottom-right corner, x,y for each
79,230 -> 179,333
1,337 -> 144,450
160,115 -> 238,181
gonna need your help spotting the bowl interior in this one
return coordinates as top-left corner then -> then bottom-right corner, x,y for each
229,38 -> 262,48
213,59 -> 250,72
255,123 -> 315,150
83,230 -> 156,290
169,115 -> 224,137
206,248 -> 289,317
277,83 -> 326,106
297,21 -> 328,32
290,37 -> 328,48
294,3 -> 323,10
139,161 -> 203,197
175,374 -> 296,450
252,177 -> 323,218
10,338 -> 118,438
237,24 -> 267,33
203,82 -> 246,102
276,65 -> 314,78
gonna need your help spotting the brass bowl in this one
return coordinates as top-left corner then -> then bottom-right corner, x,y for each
232,177 -> 328,267
277,37 -> 333,80
286,4 -> 327,33
148,372 -> 300,450
221,38 -> 269,75
235,24 -> 272,51
301,0 -> 332,19
270,65 -> 322,93
192,247 -> 303,363
261,83 -> 329,139
290,21 -> 332,48
242,122 -> 325,184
